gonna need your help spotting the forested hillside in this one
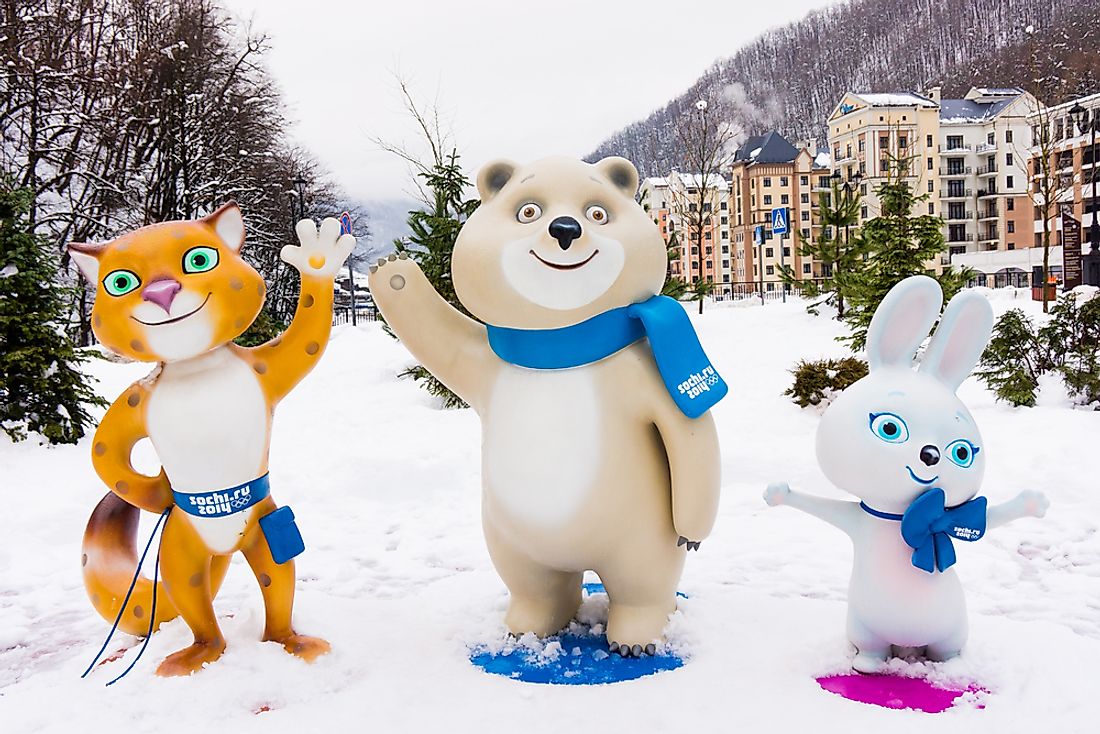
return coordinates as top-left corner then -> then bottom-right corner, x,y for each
588,0 -> 1100,175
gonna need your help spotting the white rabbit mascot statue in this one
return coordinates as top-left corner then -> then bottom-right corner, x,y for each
764,275 -> 1048,673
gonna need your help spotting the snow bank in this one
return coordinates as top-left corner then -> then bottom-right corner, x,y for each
0,296 -> 1097,733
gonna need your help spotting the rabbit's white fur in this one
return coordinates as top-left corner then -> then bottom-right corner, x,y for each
764,276 -> 1049,673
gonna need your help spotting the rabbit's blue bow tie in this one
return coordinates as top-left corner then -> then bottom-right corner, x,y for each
861,488 -> 987,573
485,295 -> 727,419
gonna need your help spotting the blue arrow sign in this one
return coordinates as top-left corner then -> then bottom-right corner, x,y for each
771,207 -> 789,237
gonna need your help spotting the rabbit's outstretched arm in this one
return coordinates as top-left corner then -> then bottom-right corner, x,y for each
986,490 -> 1049,530
763,482 -> 861,537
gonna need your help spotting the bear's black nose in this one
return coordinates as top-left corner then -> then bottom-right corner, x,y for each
919,445 -> 940,466
548,216 -> 582,250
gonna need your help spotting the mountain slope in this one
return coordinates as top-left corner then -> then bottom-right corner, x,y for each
588,0 -> 1100,175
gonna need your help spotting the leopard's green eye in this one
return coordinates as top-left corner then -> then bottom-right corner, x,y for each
103,270 -> 141,297
183,246 -> 219,274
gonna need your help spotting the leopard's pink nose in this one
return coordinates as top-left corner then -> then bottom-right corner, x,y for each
142,278 -> 181,313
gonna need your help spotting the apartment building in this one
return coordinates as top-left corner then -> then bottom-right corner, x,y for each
826,91 -> 941,230
727,131 -> 832,293
936,87 -> 1036,268
1021,90 -> 1100,286
639,171 -> 729,286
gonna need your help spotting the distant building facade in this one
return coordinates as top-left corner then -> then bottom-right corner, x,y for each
727,131 -> 831,293
639,171 -> 729,286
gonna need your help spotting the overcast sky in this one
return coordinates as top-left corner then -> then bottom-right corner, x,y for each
223,0 -> 835,202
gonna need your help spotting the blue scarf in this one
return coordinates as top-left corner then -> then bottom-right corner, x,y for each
861,488 -> 987,573
485,294 -> 727,419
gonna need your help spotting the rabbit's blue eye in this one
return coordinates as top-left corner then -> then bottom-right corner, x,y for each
869,412 -> 909,444
945,439 -> 979,468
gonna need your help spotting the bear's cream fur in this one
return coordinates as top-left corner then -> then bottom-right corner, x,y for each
368,157 -> 721,652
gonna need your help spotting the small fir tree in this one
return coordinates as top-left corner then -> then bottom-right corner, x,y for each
842,155 -> 970,351
0,185 -> 106,443
393,150 -> 480,409
782,178 -> 867,317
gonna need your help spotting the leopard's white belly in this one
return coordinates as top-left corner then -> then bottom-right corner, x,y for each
483,365 -> 603,528
145,347 -> 269,553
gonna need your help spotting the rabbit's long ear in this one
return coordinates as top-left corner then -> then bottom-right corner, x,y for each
919,290 -> 993,392
866,275 -> 943,371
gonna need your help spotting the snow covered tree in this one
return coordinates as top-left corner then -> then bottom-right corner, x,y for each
0,185 -> 104,444
842,155 -> 970,351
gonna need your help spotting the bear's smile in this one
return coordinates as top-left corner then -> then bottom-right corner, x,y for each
529,249 -> 599,271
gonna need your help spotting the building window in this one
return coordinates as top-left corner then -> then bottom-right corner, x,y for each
801,193 -> 809,204
927,156 -> 934,170
861,206 -> 868,218
801,211 -> 810,221
781,194 -> 789,204
879,135 -> 889,149
858,139 -> 866,152
765,247 -> 774,257
803,263 -> 812,274
1006,129 -> 1013,143
1007,221 -> 1015,233
928,203 -> 934,215
763,177 -> 772,187
1006,152 -> 1014,166
780,176 -> 789,187
987,132 -> 995,145
800,175 -> 809,186
720,201 -> 727,210
928,181 -> 934,192
899,135 -> 908,148
783,247 -> 791,257
1007,198 -> 1014,211
946,135 -> 963,150
1006,176 -> 1014,189
927,134 -> 933,147
720,216 -> 728,225
764,195 -> 772,205
766,265 -> 775,275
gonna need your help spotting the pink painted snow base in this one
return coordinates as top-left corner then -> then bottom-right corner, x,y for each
816,673 -> 986,713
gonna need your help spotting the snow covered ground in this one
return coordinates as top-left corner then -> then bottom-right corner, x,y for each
1,290 -> 1098,733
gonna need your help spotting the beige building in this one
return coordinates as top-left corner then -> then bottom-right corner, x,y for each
727,131 -> 832,294
827,92 -> 941,231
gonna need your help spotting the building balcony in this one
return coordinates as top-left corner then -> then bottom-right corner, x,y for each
945,210 -> 973,221
978,209 -> 999,221
940,167 -> 972,176
976,143 -> 997,154
940,188 -> 973,199
941,145 -> 973,154
977,164 -> 998,176
947,233 -> 975,243
980,242 -> 1000,251
977,188 -> 999,198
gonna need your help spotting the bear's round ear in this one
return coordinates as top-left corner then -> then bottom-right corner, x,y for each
203,201 -> 245,252
594,157 -> 640,197
476,160 -> 518,203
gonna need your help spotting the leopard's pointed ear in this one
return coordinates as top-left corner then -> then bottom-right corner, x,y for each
203,201 -> 245,252
67,242 -> 106,283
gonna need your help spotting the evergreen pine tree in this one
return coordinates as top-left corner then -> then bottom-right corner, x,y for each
842,155 -> 971,351
782,178 -> 866,317
0,184 -> 105,443
393,150 -> 480,409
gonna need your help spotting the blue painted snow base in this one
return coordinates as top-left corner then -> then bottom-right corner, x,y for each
469,583 -> 687,685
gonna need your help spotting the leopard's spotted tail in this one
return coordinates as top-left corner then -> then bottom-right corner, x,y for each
82,492 -> 179,636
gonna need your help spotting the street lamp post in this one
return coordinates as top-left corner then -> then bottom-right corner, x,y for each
1069,103 -> 1100,286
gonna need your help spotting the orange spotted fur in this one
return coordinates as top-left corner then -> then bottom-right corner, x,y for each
69,202 -> 354,676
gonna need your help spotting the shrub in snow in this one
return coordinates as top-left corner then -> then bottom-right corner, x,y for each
785,357 -> 868,408
977,291 -> 1100,408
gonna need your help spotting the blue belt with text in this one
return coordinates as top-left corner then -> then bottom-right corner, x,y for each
172,473 -> 270,518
